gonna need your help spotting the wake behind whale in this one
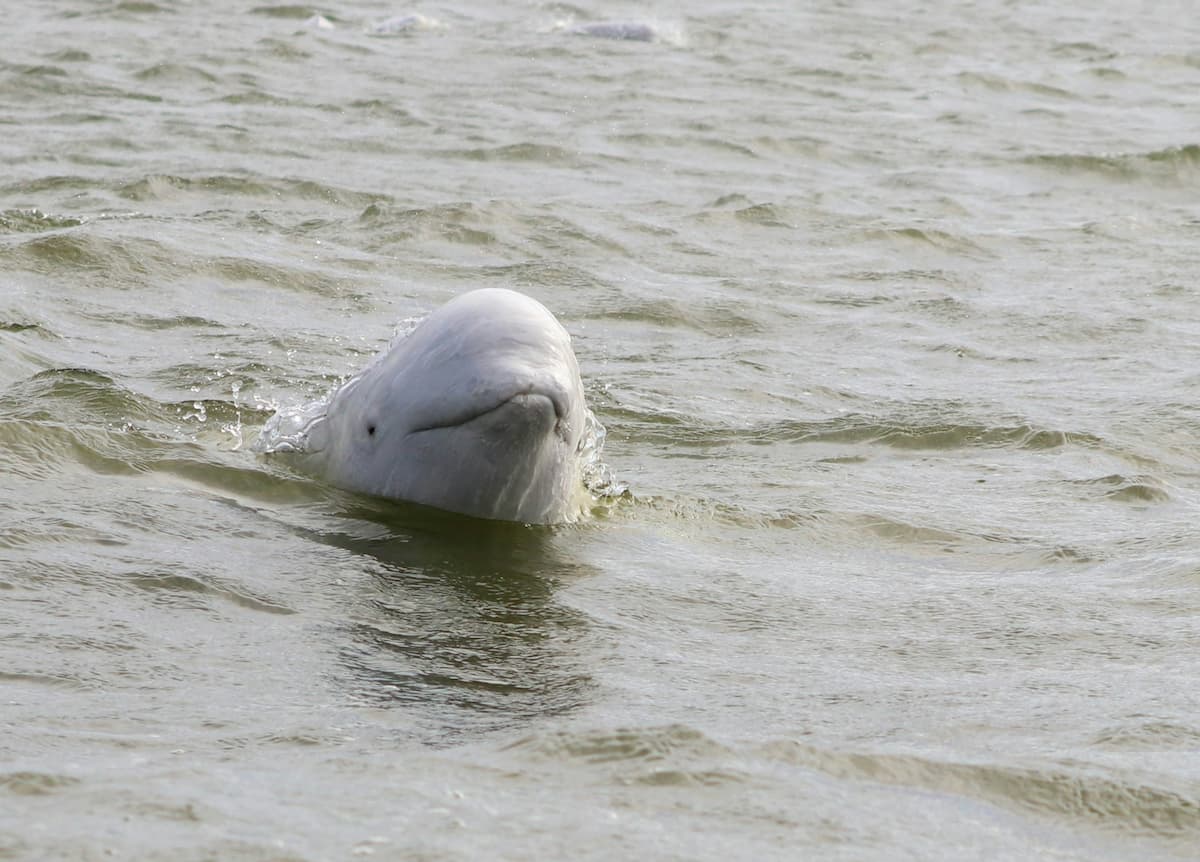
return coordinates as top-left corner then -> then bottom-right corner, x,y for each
256,288 -> 614,524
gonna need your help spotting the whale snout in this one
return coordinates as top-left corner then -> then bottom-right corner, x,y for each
409,389 -> 554,433
406,371 -> 576,438
487,391 -> 562,438
522,375 -> 576,425
507,389 -> 579,444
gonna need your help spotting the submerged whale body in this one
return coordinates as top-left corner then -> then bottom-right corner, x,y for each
280,288 -> 591,524
569,22 -> 658,42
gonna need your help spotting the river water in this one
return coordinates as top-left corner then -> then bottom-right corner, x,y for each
3,1 -> 1200,859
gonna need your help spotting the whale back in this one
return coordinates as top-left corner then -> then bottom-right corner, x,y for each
297,288 -> 589,524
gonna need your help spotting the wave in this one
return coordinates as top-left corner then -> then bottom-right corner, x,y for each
0,771 -> 81,796
859,226 -> 992,258
0,231 -> 173,278
504,723 -> 733,775
956,70 -> 1077,100
606,406 -> 1108,454
353,201 -> 633,265
0,368 -> 284,490
581,295 -> 764,336
0,208 -> 86,233
769,742 -> 1200,841
0,220 -> 354,299
434,142 -> 584,166
248,4 -> 318,19
1024,145 -> 1200,181
116,173 -> 384,207
125,570 -> 295,615
0,62 -> 162,102
1068,473 -> 1171,504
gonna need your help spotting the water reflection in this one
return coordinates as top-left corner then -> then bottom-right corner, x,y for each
311,498 -> 598,743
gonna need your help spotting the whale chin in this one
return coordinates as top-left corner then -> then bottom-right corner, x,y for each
397,391 -> 579,523
400,413 -> 582,524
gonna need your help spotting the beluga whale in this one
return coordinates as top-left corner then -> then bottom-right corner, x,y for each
257,288 -> 599,525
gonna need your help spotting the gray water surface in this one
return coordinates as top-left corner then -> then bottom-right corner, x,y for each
3,1 -> 1200,859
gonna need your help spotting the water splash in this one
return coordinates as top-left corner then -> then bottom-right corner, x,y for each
224,379 -> 245,451
365,14 -> 440,37
578,407 -> 626,499
253,394 -> 329,455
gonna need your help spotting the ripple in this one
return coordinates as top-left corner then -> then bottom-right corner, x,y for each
112,1 -> 172,14
956,71 -> 1077,99
504,724 -> 748,788
127,571 -> 295,615
0,208 -> 87,234
0,772 -> 80,797
1025,145 -> 1200,181
1092,720 -> 1200,751
357,201 -> 499,246
856,514 -> 979,548
117,173 -> 384,208
0,517 -> 130,551
1069,474 -> 1171,504
0,174 -> 101,196
4,63 -> 66,78
0,67 -> 163,102
199,256 -> 349,298
437,143 -> 584,166
860,226 -> 990,258
0,671 -> 92,690
0,320 -> 53,336
583,296 -> 764,336
45,49 -> 92,63
133,63 -> 219,84
1050,41 -> 1119,61
0,231 -> 175,280
249,4 -> 323,19
476,260 -> 608,291
0,369 -> 285,497
355,200 -> 631,261
0,418 -> 146,481
609,409 -> 1108,454
0,368 -> 153,425
768,742 -> 1200,838
507,723 -> 726,764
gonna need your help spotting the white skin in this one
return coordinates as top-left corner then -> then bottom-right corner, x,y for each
297,288 -> 588,524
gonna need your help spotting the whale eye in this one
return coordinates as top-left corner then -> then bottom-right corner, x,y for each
367,424 -> 376,437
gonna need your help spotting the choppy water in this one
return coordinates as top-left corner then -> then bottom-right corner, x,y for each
4,1 -> 1200,859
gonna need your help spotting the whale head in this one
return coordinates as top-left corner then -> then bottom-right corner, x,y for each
297,288 -> 590,524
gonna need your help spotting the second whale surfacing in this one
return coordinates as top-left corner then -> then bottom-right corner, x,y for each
264,288 -> 596,525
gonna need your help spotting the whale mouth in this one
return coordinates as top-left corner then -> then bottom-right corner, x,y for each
408,389 -> 566,435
